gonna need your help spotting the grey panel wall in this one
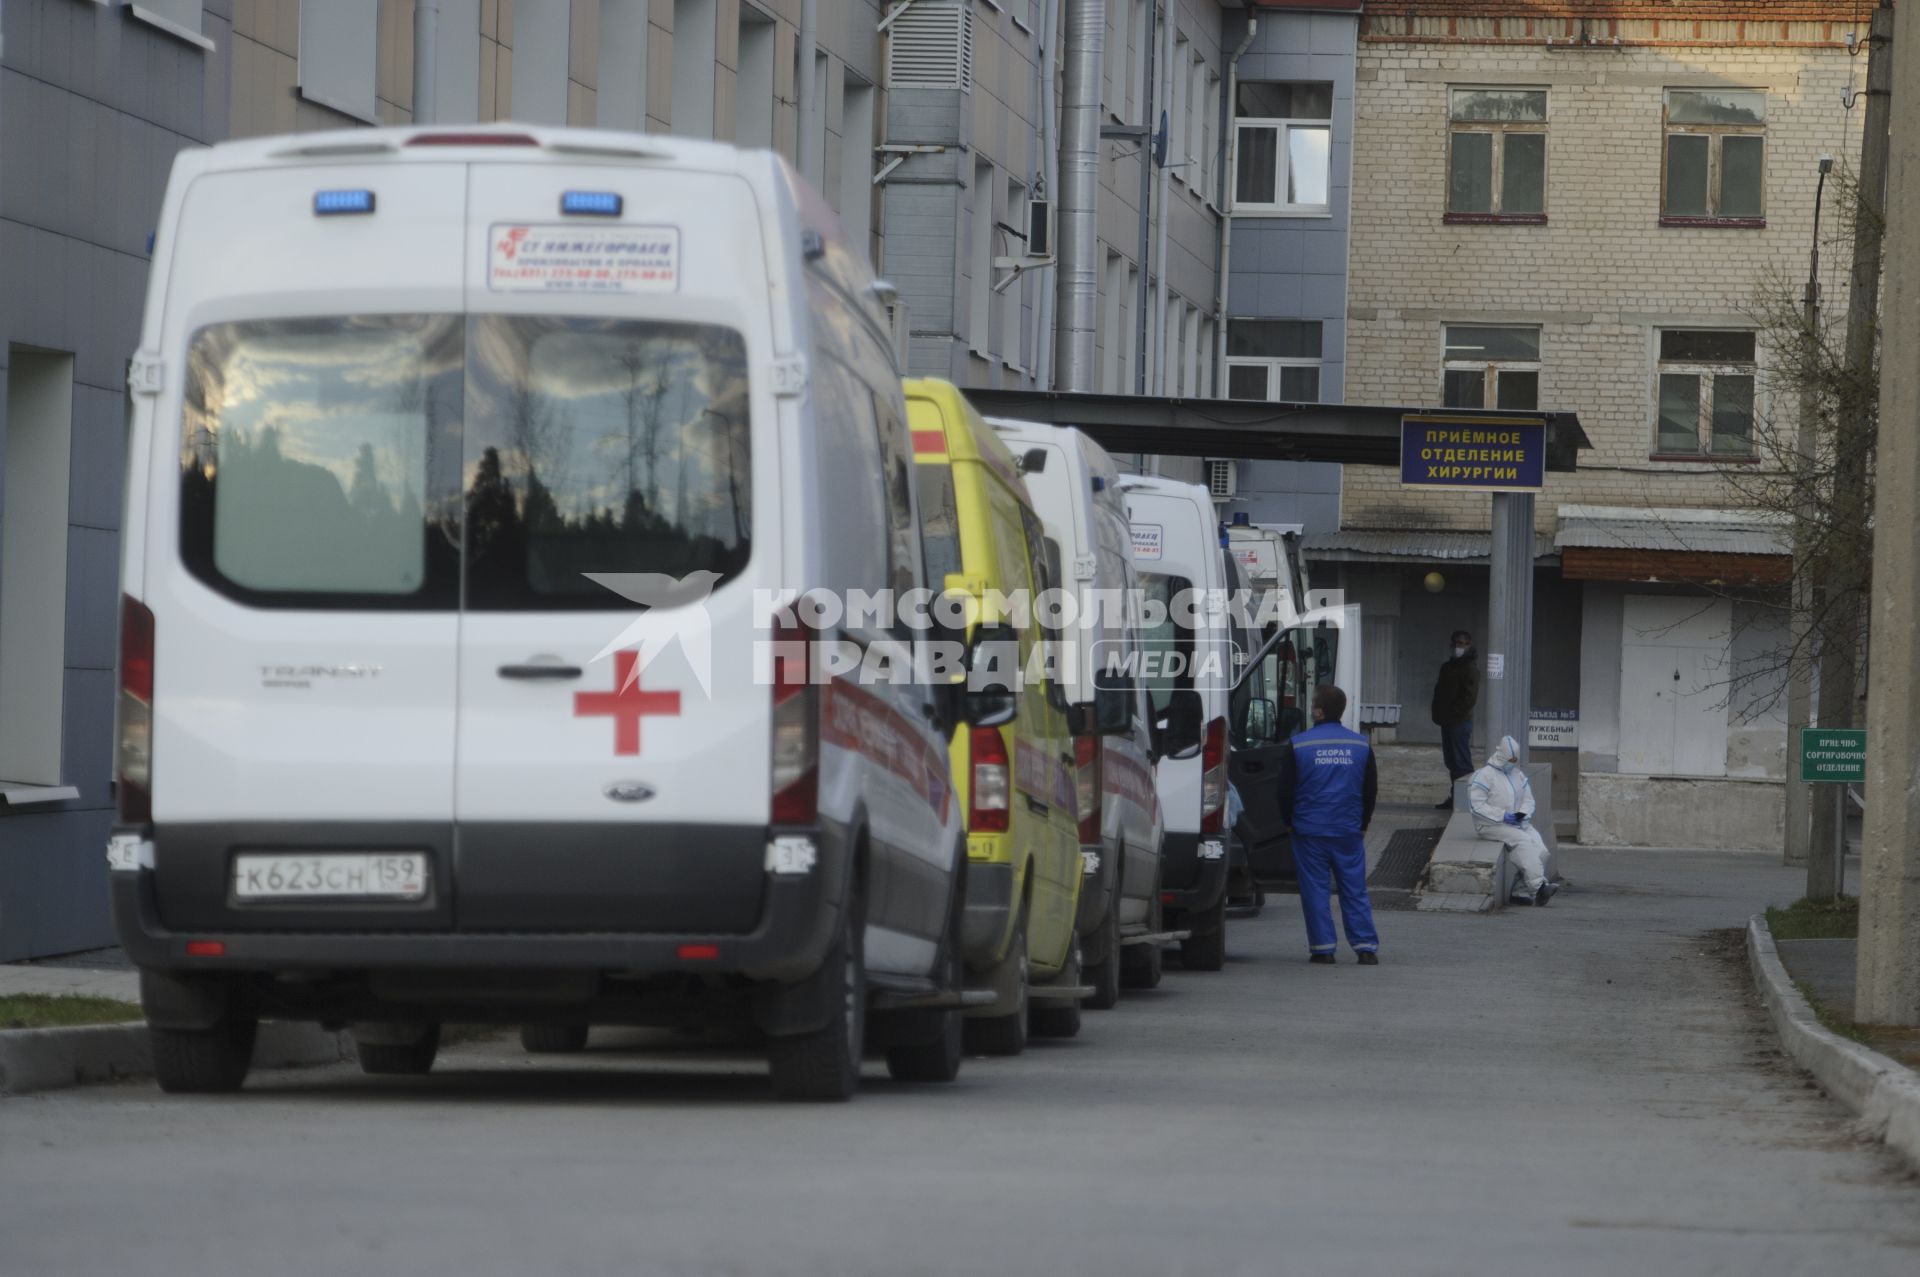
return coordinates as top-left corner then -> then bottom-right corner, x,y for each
0,0 -> 232,959
1225,10 -> 1355,402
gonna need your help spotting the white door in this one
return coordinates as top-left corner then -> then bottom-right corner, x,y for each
1618,596 -> 1729,777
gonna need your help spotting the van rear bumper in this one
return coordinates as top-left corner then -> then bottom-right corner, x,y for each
110,820 -> 849,986
1159,831 -> 1229,920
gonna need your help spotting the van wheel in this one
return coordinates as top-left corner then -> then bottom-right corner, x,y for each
519,1024 -> 590,1054
151,1019 -> 257,1094
1181,896 -> 1227,972
886,860 -> 966,1084
962,911 -> 1028,1057
354,1024 -> 441,1075
1029,941 -> 1083,1039
769,879 -> 866,1102
1081,892 -> 1122,1010
1121,897 -> 1164,990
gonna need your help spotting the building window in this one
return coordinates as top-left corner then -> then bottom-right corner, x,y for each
1201,70 -> 1222,203
1102,252 -> 1127,393
1225,320 -> 1322,403
1442,325 -> 1539,410
1126,0 -> 1150,123
130,0 -> 213,51
840,77 -> 877,264
1663,89 -> 1766,225
298,0 -> 379,124
1169,34 -> 1190,188
0,349 -> 75,788
1122,264 -> 1140,392
1002,176 -> 1029,372
671,0 -> 717,138
1447,88 -> 1546,223
1233,82 -> 1332,215
735,5 -> 777,150
1198,315 -> 1215,397
1655,330 -> 1757,456
970,159 -> 995,359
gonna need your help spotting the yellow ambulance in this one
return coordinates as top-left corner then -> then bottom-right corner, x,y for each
906,379 -> 1085,1054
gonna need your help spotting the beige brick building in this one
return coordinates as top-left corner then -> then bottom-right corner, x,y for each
1323,1 -> 1868,848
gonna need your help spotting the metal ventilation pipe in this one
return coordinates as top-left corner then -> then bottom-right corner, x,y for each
1054,0 -> 1106,393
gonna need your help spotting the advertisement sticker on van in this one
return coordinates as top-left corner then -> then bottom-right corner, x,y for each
489,223 -> 681,293
1130,523 -> 1164,561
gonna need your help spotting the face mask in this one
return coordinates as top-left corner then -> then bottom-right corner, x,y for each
1452,645 -> 1467,659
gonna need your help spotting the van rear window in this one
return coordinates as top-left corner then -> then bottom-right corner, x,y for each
463,316 -> 752,610
180,315 -> 462,608
179,315 -> 751,611
915,463 -> 963,587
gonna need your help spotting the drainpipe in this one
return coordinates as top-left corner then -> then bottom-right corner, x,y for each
1132,4 -> 1157,392
1151,6 -> 1173,392
1035,0 -> 1062,389
1055,0 -> 1106,393
798,0 -> 820,185
1213,15 -> 1255,394
413,0 -> 439,124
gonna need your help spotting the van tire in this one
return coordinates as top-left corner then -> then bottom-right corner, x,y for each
519,1024 -> 590,1054
1121,897 -> 1164,990
354,1024 -> 441,1075
885,858 -> 966,1084
1029,941 -> 1083,1039
151,1019 -> 256,1094
768,878 -> 866,1102
962,907 -> 1028,1057
1081,892 -> 1122,1010
1181,897 -> 1227,972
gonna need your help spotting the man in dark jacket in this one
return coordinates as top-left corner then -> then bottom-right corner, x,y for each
1276,685 -> 1380,965
1431,631 -> 1479,808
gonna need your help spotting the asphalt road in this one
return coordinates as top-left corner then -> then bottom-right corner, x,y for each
4,846 -> 1918,1277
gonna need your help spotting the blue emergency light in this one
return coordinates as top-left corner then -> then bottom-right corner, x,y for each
313,189 -> 376,216
561,190 -> 623,216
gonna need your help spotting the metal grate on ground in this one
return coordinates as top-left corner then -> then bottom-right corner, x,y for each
1368,827 -> 1445,910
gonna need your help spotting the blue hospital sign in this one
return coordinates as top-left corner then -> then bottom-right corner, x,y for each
1399,415 -> 1547,492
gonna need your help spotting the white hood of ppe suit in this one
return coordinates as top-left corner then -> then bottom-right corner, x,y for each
1470,735 -> 1534,826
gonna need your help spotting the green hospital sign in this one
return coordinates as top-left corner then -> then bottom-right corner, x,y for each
1800,728 -> 1867,783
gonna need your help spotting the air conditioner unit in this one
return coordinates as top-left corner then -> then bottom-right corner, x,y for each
1026,197 -> 1054,259
1208,458 -> 1237,499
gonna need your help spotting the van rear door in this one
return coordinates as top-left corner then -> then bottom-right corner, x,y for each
147,161 -> 468,934
451,162 -> 774,932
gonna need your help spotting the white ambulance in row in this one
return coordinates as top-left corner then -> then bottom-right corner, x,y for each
110,126 -> 972,1101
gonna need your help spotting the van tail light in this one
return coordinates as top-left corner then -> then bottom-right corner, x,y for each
969,726 -> 1011,834
118,595 -> 155,824
1198,716 -> 1229,834
1074,734 -> 1102,845
770,619 -> 818,825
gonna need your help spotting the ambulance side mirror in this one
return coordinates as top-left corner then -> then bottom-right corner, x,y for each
1065,702 -> 1097,736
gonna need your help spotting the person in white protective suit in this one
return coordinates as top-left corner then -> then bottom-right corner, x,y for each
1469,735 -> 1560,907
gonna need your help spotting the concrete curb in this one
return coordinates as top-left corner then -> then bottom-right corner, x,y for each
1746,916 -> 1920,1174
0,1021 -> 350,1096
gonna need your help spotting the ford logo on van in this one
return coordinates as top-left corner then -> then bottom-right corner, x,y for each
603,781 -> 657,803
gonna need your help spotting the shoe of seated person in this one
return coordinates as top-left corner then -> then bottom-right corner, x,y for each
1534,881 -> 1560,907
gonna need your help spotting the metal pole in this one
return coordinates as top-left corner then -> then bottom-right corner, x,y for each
1811,0 -> 1893,901
413,0 -> 439,125
1133,4 -> 1158,393
1486,492 -> 1535,763
1055,0 -> 1106,393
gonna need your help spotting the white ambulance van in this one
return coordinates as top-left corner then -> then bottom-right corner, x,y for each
1118,474 -> 1232,973
110,125 -> 970,1102
986,419 -> 1164,1008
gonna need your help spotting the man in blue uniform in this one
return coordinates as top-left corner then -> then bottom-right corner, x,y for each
1277,685 -> 1380,965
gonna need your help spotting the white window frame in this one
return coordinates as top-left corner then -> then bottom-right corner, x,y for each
1662,88 -> 1768,223
1653,329 -> 1760,457
1442,325 -> 1541,411
1225,356 -> 1322,404
1446,87 -> 1549,219
1232,84 -> 1333,217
